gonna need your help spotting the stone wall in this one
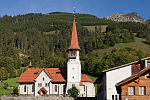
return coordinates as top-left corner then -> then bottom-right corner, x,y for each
1,95 -> 74,100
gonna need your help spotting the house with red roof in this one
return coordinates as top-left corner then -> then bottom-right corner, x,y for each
17,16 -> 95,97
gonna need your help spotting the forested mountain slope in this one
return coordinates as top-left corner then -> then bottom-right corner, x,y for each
0,12 -> 150,79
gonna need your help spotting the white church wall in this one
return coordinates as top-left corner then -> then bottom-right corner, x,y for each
82,82 -> 95,97
19,83 -> 34,95
79,85 -> 84,97
106,65 -> 131,100
34,70 -> 51,96
51,83 -> 65,95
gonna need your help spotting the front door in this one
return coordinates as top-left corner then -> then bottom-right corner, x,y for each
38,87 -> 47,95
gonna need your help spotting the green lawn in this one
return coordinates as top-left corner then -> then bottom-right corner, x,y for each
0,77 -> 19,95
3,77 -> 19,87
0,89 -> 13,95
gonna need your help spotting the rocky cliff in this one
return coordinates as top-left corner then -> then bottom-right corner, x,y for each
103,12 -> 145,23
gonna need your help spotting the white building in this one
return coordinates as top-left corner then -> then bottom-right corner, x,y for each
94,57 -> 150,100
17,16 -> 95,97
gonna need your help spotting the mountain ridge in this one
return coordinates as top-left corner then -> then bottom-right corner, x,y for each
100,12 -> 145,23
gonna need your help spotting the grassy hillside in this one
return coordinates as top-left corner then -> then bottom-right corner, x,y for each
92,37 -> 150,60
83,25 -> 107,32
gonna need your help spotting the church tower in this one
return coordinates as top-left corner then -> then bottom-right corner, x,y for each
66,16 -> 81,89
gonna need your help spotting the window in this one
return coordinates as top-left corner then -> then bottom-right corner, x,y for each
147,63 -> 150,67
38,83 -> 42,87
55,85 -> 57,92
24,85 -> 26,92
112,95 -> 114,100
32,85 -> 34,92
72,84 -> 75,87
112,95 -> 119,100
45,83 -> 48,87
128,86 -> 135,95
84,86 -> 85,91
63,85 -> 66,93
139,86 -> 146,95
43,77 -> 44,81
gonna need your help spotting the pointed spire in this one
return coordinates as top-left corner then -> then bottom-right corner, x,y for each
28,60 -> 32,67
67,16 -> 81,51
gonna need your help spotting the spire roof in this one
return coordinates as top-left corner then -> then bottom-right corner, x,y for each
67,16 -> 81,51
28,60 -> 32,67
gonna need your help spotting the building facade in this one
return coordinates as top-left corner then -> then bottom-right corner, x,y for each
94,57 -> 150,100
17,16 -> 95,97
116,65 -> 150,100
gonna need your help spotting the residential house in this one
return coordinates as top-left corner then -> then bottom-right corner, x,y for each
94,57 -> 150,100
116,65 -> 150,100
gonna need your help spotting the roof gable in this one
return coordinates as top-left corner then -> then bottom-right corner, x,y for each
94,57 -> 150,84
102,57 -> 150,73
35,69 -> 52,82
116,65 -> 150,87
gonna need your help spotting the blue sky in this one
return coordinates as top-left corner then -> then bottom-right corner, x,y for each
0,0 -> 150,20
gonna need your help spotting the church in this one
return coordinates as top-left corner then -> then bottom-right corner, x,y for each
17,16 -> 95,97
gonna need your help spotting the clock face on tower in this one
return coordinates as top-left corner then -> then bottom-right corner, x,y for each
69,51 -> 76,58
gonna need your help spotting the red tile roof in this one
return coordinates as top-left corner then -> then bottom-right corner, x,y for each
44,68 -> 66,82
67,16 -> 81,51
80,82 -> 84,86
81,74 -> 93,82
17,68 -> 42,83
17,68 -> 92,83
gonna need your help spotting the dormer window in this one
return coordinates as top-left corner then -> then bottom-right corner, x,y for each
34,72 -> 38,75
56,72 -> 61,74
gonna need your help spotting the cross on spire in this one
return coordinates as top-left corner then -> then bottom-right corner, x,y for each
73,6 -> 76,14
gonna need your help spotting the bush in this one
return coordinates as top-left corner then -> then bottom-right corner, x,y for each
13,87 -> 18,94
3,82 -> 9,89
67,86 -> 79,98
